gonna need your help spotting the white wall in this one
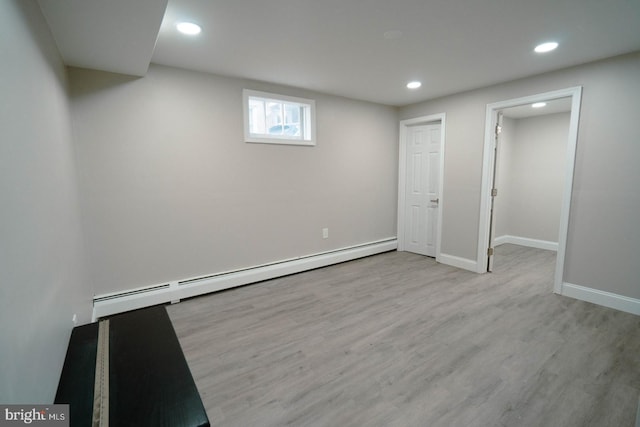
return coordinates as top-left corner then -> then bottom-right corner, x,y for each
0,0 -> 91,403
68,65 -> 399,296
495,113 -> 569,244
494,116 -> 514,239
400,52 -> 640,300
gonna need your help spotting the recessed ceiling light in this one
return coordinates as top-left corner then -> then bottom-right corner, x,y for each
534,42 -> 558,53
407,81 -> 422,89
177,22 -> 202,35
532,102 -> 547,108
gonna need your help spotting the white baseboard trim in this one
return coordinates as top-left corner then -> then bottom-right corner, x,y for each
561,282 -> 640,316
494,235 -> 558,251
92,238 -> 397,321
437,253 -> 478,273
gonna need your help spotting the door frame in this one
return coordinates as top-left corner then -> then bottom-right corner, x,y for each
477,87 -> 582,294
398,113 -> 446,260
486,111 -> 504,273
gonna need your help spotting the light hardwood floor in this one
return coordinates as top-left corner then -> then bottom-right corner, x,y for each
167,245 -> 640,427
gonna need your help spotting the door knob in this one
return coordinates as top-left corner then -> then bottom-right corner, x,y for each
430,198 -> 439,204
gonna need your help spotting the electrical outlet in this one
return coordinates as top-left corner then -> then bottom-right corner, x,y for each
322,228 -> 329,239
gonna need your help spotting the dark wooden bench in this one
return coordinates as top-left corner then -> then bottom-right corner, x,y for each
55,306 -> 210,427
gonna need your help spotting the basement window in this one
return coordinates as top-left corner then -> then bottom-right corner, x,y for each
243,89 -> 316,146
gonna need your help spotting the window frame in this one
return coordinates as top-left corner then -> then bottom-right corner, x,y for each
243,89 -> 316,146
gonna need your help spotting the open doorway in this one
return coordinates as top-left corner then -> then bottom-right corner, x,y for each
492,98 -> 571,266
478,87 -> 582,294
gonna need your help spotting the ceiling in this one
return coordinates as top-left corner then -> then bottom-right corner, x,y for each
501,97 -> 572,119
37,0 -> 167,76
38,0 -> 640,106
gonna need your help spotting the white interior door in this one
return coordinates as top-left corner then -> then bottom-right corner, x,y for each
404,124 -> 441,257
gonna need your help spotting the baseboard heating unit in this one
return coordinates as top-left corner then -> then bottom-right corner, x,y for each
93,238 -> 397,321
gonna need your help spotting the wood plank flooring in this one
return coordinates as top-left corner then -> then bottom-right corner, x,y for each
167,245 -> 640,427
